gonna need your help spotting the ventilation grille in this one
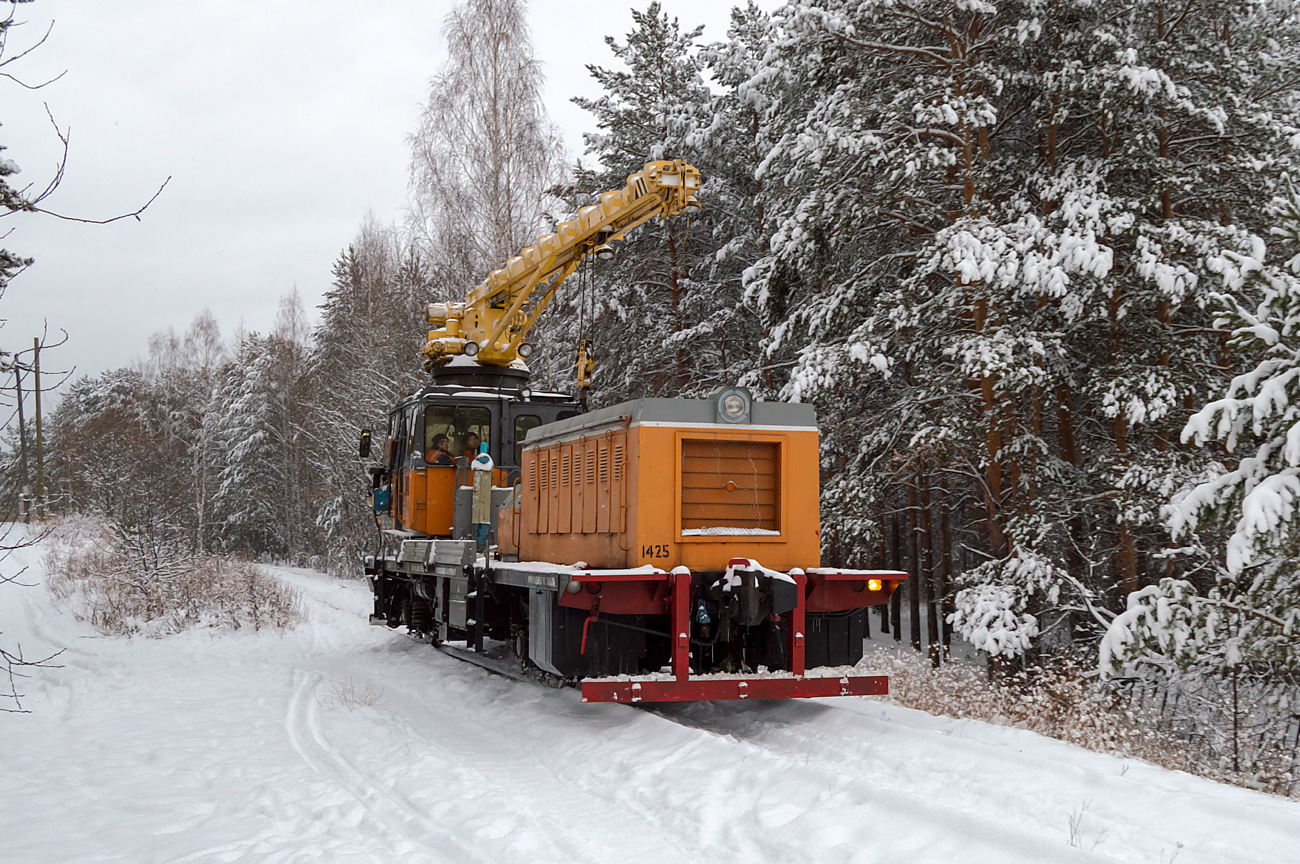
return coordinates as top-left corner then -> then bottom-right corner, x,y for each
680,439 -> 779,532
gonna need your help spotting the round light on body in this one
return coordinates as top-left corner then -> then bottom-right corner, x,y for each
868,579 -> 883,592
518,342 -> 535,359
595,244 -> 615,260
684,196 -> 701,214
715,387 -> 752,424
463,340 -> 479,357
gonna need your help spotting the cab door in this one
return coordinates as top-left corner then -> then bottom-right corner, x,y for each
394,405 -> 419,530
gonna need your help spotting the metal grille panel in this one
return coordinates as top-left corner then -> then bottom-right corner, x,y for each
680,439 -> 779,532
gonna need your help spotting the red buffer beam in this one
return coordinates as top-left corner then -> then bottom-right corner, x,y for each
579,564 -> 893,703
581,675 -> 890,703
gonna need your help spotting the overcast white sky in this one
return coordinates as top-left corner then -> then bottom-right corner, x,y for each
2,0 -> 745,383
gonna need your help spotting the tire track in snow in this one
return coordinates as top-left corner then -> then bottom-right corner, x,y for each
284,671 -> 484,864
627,700 -> 1118,863
637,697 -> 1276,864
402,661 -> 1116,864
322,655 -> 706,864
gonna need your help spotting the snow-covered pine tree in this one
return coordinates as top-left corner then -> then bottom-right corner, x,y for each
571,3 -> 720,399
1099,178 -> 1300,775
745,0 -> 1039,635
740,0 -> 1300,661
694,3 -> 776,396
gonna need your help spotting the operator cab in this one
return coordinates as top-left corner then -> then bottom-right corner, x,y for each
370,361 -> 581,538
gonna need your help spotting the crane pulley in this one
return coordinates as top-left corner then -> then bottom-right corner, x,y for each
421,159 -> 701,371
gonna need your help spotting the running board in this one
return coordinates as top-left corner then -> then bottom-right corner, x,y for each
435,643 -> 533,685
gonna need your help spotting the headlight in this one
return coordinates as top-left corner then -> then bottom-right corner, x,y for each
684,196 -> 701,214
716,387 -> 751,423
463,340 -> 479,357
518,342 -> 535,358
868,579 -> 883,592
595,244 -> 615,260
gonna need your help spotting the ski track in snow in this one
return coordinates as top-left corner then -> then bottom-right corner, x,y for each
2,538 -> 1298,863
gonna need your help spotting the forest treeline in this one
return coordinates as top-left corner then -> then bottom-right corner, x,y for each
20,0 -> 1300,786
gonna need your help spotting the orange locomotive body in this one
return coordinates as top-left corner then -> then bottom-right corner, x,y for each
369,388 -> 906,703
500,397 -> 821,572
483,393 -> 906,702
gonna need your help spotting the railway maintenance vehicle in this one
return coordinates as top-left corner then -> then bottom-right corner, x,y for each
362,160 -> 906,702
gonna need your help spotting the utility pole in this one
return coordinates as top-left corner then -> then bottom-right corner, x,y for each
33,336 -> 44,519
15,365 -> 29,488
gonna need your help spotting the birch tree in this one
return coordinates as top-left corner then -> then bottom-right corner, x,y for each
409,0 -> 563,287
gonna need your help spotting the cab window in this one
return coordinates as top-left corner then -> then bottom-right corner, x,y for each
513,414 -> 542,466
405,407 -> 420,464
424,404 -> 492,463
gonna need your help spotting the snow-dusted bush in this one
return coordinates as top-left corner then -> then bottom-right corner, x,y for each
44,518 -> 302,636
949,548 -> 1067,658
872,646 -> 1298,797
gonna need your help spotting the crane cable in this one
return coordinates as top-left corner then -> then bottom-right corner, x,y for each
575,243 -> 594,405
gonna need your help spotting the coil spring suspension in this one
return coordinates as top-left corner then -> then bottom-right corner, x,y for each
409,598 -> 433,635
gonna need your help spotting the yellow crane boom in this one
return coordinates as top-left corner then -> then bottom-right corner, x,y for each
421,159 -> 701,372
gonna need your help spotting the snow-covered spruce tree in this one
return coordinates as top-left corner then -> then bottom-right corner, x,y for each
208,303 -> 312,563
300,220 -> 428,575
741,0 -> 1300,661
0,1 -> 36,296
0,138 -> 31,292
1100,178 -> 1300,777
208,335 -> 286,556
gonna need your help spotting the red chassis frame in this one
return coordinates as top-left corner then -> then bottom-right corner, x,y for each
565,565 -> 907,703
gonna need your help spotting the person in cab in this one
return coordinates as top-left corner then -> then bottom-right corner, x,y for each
426,434 -> 455,466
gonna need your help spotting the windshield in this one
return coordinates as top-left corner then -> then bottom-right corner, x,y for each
424,404 -> 491,463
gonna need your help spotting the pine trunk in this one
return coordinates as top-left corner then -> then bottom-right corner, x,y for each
908,479 -> 922,651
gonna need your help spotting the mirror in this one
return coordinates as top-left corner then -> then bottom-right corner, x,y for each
359,428 -> 372,459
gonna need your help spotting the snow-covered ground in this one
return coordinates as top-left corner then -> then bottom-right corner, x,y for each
2,528 -> 1297,864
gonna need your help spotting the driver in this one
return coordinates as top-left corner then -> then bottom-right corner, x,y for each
462,432 -> 483,458
425,434 -> 455,466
